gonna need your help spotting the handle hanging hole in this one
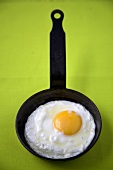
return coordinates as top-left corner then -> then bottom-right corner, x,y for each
54,13 -> 61,19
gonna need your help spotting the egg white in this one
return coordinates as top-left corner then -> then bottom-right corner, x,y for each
24,100 -> 95,159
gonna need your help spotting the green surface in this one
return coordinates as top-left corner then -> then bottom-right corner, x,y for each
0,0 -> 113,170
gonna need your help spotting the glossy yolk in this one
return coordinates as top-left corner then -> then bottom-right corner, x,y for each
53,110 -> 82,135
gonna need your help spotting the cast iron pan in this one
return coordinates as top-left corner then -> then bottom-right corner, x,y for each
15,9 -> 102,161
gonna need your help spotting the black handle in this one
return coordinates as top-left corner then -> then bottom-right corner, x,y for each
50,9 -> 66,89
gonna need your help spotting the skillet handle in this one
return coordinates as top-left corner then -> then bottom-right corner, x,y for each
50,9 -> 66,89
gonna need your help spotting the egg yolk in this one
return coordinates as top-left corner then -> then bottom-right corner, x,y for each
53,110 -> 82,135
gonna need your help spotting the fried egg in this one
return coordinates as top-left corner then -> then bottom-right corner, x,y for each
24,100 -> 95,159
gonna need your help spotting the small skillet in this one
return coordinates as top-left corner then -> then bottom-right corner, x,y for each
15,9 -> 102,161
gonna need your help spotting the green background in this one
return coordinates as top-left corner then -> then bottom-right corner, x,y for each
0,0 -> 113,170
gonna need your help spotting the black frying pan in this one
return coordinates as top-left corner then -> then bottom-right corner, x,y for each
15,9 -> 102,161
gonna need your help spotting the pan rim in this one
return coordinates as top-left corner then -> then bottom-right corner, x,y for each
15,88 -> 102,161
